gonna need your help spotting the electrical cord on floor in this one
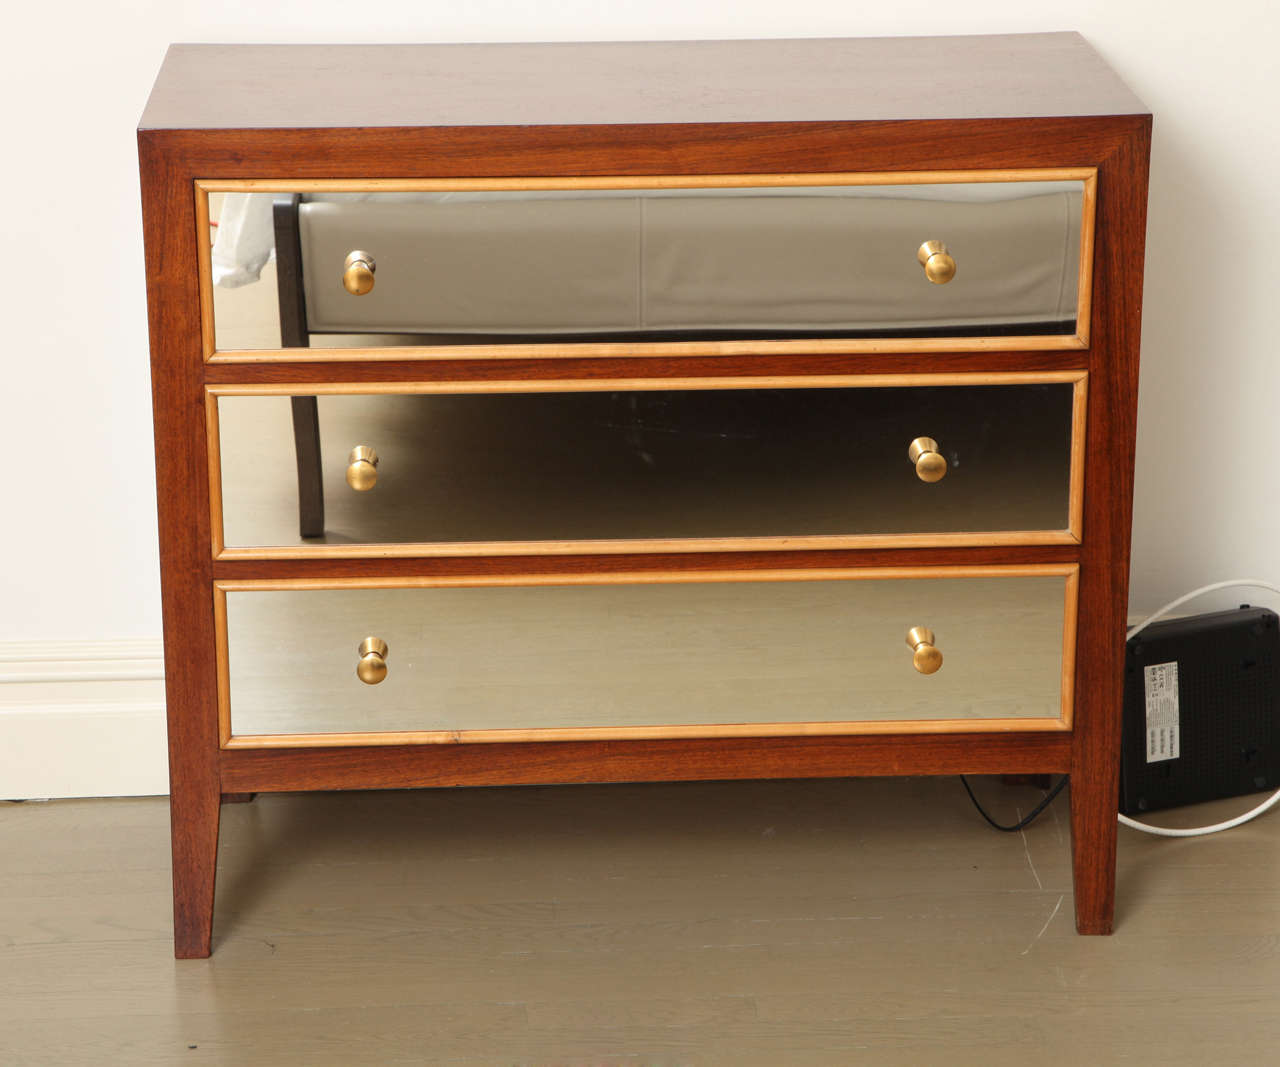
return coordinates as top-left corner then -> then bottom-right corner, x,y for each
963,579 -> 1280,839
961,774 -> 1068,832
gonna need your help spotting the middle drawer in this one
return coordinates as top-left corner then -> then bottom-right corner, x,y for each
209,374 -> 1085,556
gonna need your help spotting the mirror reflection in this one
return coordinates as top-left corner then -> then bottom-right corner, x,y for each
216,383 -> 1075,549
226,574 -> 1069,737
208,180 -> 1085,352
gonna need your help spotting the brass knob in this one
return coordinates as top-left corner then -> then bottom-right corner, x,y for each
916,240 -> 956,285
343,250 -> 376,295
906,627 -> 943,675
356,637 -> 388,685
908,437 -> 948,483
346,446 -> 379,491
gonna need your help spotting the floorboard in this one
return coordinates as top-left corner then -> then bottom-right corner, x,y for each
1,777 -> 1277,1064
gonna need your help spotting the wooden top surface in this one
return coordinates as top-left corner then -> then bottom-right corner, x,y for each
139,33 -> 1148,131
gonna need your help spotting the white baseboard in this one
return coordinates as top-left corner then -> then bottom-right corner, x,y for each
0,640 -> 168,799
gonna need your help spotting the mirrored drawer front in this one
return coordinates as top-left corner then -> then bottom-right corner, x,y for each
212,377 -> 1083,554
205,174 -> 1092,354
220,568 -> 1076,743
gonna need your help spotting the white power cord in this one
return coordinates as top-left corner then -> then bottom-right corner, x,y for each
1120,579 -> 1280,837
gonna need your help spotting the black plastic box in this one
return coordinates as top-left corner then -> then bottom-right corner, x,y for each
1121,606 -> 1280,814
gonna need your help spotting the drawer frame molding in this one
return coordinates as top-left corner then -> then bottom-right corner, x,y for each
196,169 -> 1097,363
139,39 -> 1151,953
206,371 -> 1088,560
213,563 -> 1079,749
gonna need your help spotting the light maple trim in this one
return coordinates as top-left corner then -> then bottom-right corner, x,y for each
205,391 -> 225,558
194,188 -> 215,361
1068,375 -> 1089,539
214,563 -> 1079,594
195,168 -> 1096,361
214,587 -> 232,747
1061,567 -> 1080,730
196,169 -> 1098,194
206,370 -> 1087,397
215,530 -> 1079,562
210,334 -> 1088,363
1076,172 -> 1098,347
223,717 -> 1073,749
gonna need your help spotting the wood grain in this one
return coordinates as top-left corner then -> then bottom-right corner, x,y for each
1068,117 -> 1153,934
1076,172 -> 1099,347
209,544 -> 1082,583
209,335 -> 1089,363
139,35 -> 1148,130
222,719 -> 1071,749
1069,375 -> 1089,539
138,133 -> 222,959
213,583 -> 231,748
193,187 -> 215,361
138,38 -> 1151,955
219,731 -> 1074,792
206,370 -> 1087,395
215,531 -> 1081,562
213,563 -> 1078,591
196,168 -> 1097,193
203,389 -> 224,558
138,116 -> 1147,182
202,349 -> 1089,384
1061,567 -> 1080,730
11,784 -> 1277,1063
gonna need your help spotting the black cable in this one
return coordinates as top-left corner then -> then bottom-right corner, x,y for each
960,775 -> 1068,832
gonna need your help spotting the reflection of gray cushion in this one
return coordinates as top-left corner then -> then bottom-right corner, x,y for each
298,188 -> 1081,335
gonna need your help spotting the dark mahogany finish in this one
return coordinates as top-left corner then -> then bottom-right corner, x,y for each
139,35 -> 1150,957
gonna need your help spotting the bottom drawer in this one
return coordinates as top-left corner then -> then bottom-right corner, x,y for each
217,566 -> 1077,744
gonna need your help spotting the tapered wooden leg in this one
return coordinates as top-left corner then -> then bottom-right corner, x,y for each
291,395 -> 324,538
171,781 -> 221,958
1069,771 -> 1119,934
1068,565 -> 1126,935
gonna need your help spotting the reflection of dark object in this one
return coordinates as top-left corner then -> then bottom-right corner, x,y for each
597,385 -> 1065,476
275,194 -> 326,537
604,391 -> 772,469
271,192 -> 1074,537
275,214 -> 1072,533
1121,607 -> 1280,814
275,178 -> 1071,533
599,388 -> 949,470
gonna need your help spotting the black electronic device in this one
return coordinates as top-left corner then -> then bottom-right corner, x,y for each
1121,606 -> 1280,814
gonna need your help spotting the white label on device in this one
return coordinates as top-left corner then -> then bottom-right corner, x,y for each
1144,661 -> 1180,763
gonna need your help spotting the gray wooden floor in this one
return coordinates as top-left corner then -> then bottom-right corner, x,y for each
3,777 -> 1278,1064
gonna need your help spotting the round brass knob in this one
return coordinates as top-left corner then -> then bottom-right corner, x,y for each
916,240 -> 956,285
346,446 -> 379,491
908,437 -> 948,483
343,250 -> 376,295
906,627 -> 943,675
356,637 -> 388,685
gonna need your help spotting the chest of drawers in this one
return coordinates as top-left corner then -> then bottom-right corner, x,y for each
139,33 -> 1151,957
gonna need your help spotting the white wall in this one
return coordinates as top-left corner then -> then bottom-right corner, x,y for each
1,1 -> 1276,793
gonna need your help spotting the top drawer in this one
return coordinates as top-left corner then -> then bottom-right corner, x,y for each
202,171 -> 1095,359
